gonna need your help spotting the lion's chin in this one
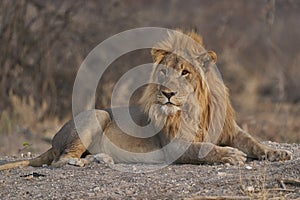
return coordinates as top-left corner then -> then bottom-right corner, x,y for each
160,104 -> 180,115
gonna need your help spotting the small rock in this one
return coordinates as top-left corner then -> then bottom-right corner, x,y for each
125,189 -> 133,195
245,165 -> 252,170
217,172 -> 227,176
59,175 -> 67,179
93,187 -> 100,192
246,186 -> 254,193
87,192 -> 95,197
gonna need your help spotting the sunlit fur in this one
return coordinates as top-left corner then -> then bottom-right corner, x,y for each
140,30 -> 236,144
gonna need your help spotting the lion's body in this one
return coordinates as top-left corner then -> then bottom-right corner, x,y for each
0,30 -> 291,171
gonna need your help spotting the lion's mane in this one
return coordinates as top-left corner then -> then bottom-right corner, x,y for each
140,30 -> 236,145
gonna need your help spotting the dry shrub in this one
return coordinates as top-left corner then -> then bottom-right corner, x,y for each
0,0 -> 82,119
0,0 -> 299,144
0,93 -> 47,135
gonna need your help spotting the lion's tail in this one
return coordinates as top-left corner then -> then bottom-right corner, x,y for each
0,148 -> 56,171
0,160 -> 30,171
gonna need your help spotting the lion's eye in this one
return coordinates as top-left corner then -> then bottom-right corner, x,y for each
181,70 -> 190,76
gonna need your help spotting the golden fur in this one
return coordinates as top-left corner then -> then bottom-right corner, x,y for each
0,30 -> 292,171
141,30 -> 236,145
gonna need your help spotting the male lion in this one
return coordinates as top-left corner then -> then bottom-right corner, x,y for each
0,30 -> 291,171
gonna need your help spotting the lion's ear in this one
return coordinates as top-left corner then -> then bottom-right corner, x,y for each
208,50 -> 217,63
151,48 -> 167,63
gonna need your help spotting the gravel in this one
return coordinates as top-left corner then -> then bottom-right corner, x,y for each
0,142 -> 299,199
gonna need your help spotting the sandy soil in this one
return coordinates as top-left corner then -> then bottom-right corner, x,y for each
0,142 -> 299,200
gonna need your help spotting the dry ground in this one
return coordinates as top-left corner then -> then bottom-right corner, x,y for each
0,142 -> 299,200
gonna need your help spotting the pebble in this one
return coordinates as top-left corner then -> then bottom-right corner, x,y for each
246,186 -> 254,193
224,163 -> 230,167
125,189 -> 133,195
93,187 -> 100,192
245,165 -> 252,170
87,192 -> 94,197
217,172 -> 227,176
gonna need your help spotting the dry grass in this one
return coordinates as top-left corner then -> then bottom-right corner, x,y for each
0,94 -> 47,135
0,0 -> 299,150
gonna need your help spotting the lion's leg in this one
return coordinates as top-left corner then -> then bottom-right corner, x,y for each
174,142 -> 247,165
51,139 -> 88,167
50,110 -> 112,167
230,126 -> 292,161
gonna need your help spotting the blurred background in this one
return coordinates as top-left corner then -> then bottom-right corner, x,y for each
0,0 -> 299,155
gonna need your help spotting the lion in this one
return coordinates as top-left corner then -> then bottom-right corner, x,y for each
0,30 -> 291,171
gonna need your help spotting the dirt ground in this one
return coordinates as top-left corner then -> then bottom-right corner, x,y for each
0,142 -> 299,200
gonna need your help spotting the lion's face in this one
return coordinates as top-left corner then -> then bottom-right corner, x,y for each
142,30 -> 218,119
139,30 -> 219,138
152,54 -> 198,116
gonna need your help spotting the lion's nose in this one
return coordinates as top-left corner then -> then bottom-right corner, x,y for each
161,91 -> 177,99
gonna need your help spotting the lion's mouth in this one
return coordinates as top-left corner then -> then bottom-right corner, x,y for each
159,101 -> 181,115
165,102 -> 175,106
163,101 -> 181,107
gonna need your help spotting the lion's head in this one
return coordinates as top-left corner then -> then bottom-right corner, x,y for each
140,30 -> 236,144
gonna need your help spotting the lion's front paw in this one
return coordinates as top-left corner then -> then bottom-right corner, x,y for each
218,146 -> 247,165
261,149 -> 292,162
